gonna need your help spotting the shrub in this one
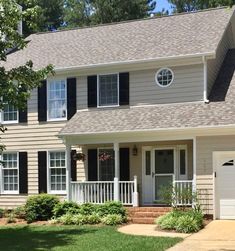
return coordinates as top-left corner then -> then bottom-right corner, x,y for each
86,213 -> 101,224
101,214 -> 124,225
59,213 -> 74,225
13,206 -> 26,219
155,213 -> 178,230
79,203 -> 97,215
6,212 -> 16,223
175,215 -> 201,233
97,201 -> 126,217
25,194 -> 59,223
72,214 -> 87,225
156,209 -> 204,233
0,208 -> 4,218
53,201 -> 80,218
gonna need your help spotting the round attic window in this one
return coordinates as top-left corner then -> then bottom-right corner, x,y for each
155,68 -> 174,87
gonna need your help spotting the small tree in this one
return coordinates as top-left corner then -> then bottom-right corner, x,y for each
0,0 -> 53,154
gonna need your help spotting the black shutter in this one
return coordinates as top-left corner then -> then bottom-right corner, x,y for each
19,103 -> 28,123
87,75 -> 97,108
38,80 -> 47,122
38,151 -> 47,193
119,72 -> 129,106
67,78 -> 77,120
120,148 -> 130,181
88,149 -> 98,181
19,152 -> 28,194
71,150 -> 77,181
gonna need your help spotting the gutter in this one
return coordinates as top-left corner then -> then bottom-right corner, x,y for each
54,51 -> 215,73
203,56 -> 210,103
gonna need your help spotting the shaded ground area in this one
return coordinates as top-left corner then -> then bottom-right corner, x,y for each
0,225 -> 181,251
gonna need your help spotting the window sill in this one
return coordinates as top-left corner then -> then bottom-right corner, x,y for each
2,120 -> 18,125
1,191 -> 19,195
49,191 -> 66,195
97,104 -> 120,108
47,118 -> 67,122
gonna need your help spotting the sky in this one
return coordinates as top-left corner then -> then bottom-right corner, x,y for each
154,0 -> 172,12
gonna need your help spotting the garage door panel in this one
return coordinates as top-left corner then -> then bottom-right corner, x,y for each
216,154 -> 235,219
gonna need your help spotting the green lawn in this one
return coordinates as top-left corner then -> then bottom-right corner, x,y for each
0,225 -> 182,251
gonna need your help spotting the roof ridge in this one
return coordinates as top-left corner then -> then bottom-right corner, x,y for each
34,6 -> 232,36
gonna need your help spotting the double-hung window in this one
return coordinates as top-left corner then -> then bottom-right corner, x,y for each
98,74 -> 119,107
1,153 -> 19,194
1,102 -> 18,124
47,79 -> 67,121
48,151 -> 66,194
98,148 -> 115,181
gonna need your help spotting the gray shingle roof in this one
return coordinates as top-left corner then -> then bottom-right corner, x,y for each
59,49 -> 235,135
4,7 -> 235,70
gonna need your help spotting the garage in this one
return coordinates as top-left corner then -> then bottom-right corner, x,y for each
214,152 -> 235,219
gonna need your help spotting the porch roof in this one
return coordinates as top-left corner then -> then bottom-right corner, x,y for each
59,49 -> 235,136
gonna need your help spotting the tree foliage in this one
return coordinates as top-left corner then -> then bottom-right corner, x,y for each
17,0 -> 64,36
168,0 -> 234,13
0,0 -> 53,153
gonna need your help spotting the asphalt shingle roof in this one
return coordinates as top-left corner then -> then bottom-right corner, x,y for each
59,49 -> 235,135
4,7 -> 235,70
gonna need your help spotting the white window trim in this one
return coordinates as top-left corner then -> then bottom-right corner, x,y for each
97,147 -> 115,181
177,145 -> 188,180
0,152 -> 19,195
47,150 -> 67,195
0,107 -> 19,125
97,73 -> 120,108
155,68 -> 174,88
47,79 -> 67,122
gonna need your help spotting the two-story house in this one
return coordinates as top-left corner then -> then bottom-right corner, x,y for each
1,7 -> 235,220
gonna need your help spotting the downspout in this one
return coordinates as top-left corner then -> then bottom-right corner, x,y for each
203,56 -> 210,103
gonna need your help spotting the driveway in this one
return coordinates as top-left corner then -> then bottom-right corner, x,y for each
168,220 -> 235,251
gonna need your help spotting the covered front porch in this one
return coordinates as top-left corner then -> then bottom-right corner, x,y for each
64,138 -> 196,207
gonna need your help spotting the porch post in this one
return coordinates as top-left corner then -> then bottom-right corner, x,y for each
66,143 -> 72,201
133,175 -> 139,207
114,142 -> 120,179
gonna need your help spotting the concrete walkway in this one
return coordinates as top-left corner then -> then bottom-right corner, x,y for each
168,220 -> 235,251
118,224 -> 190,238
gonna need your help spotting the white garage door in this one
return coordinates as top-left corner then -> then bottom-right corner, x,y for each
216,153 -> 235,219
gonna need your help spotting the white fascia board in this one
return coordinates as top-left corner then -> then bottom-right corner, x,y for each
53,52 -> 215,75
60,124 -> 235,145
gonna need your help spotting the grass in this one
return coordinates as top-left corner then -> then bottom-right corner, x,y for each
0,225 -> 182,251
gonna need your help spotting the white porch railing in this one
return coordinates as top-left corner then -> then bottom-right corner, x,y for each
173,180 -> 194,206
71,176 -> 139,207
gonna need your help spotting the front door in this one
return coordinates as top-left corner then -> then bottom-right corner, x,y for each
154,149 -> 175,202
142,147 -> 176,204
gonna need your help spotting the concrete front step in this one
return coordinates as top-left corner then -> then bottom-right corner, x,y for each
127,207 -> 171,212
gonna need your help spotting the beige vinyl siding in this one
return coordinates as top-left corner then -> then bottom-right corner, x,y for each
196,135 -> 235,215
0,86 -> 86,205
130,64 -> 204,106
207,23 -> 235,96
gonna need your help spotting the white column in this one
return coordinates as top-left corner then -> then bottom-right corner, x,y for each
66,144 -> 72,201
114,177 -> 120,201
133,175 -> 139,207
114,142 -> 120,179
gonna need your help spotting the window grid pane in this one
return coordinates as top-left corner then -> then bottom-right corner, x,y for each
3,103 -> 18,122
2,153 -> 18,192
48,80 -> 67,119
49,152 -> 66,192
99,74 -> 118,106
